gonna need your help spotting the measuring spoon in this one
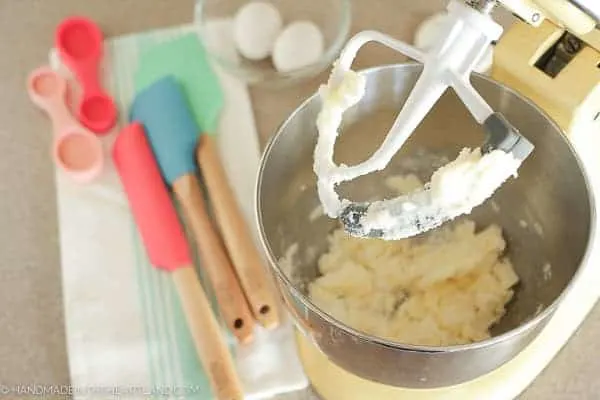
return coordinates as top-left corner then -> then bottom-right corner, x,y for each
56,16 -> 117,134
27,66 -> 104,183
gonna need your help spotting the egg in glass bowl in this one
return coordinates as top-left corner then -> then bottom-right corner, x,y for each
194,0 -> 351,86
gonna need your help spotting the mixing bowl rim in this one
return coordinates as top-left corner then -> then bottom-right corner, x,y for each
194,0 -> 352,84
255,62 -> 597,353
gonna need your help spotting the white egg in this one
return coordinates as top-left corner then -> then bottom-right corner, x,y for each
233,1 -> 283,60
272,21 -> 325,73
413,13 -> 449,50
413,12 -> 494,74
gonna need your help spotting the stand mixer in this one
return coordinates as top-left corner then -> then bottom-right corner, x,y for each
256,0 -> 600,398
314,0 -> 598,241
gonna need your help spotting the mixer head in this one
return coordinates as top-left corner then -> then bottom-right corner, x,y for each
313,0 -> 536,240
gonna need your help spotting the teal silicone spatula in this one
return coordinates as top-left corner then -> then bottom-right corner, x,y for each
135,34 -> 224,133
134,34 -> 280,329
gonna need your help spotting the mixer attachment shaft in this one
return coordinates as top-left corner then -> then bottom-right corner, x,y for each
482,113 -> 534,160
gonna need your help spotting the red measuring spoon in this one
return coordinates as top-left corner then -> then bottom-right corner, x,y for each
55,16 -> 117,135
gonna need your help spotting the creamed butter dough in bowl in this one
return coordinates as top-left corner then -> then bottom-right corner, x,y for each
300,174 -> 519,346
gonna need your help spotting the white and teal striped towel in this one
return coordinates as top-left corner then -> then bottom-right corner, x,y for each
49,22 -> 307,399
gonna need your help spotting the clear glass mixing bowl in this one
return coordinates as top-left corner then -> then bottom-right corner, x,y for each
194,0 -> 351,86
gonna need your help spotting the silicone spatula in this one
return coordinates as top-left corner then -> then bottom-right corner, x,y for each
130,76 -> 255,343
135,33 -> 280,329
112,122 -> 243,400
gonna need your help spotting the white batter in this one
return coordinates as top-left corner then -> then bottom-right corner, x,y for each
314,65 -> 367,217
307,175 -> 519,346
359,147 -> 522,240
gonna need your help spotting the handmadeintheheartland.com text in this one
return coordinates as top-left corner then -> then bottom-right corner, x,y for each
0,384 -> 205,397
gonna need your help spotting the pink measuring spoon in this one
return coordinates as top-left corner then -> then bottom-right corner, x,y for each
55,16 -> 117,134
27,66 -> 104,183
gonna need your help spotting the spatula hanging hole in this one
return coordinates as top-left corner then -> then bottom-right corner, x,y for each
233,318 -> 244,329
259,305 -> 270,315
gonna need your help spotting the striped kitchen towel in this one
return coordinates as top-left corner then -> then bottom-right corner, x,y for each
49,22 -> 307,400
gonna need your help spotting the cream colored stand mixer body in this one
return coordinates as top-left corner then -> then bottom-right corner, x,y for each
256,0 -> 600,398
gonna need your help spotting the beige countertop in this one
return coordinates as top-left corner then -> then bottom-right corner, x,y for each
2,0 -> 599,398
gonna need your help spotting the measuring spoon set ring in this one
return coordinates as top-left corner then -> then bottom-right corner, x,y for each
27,17 -> 117,183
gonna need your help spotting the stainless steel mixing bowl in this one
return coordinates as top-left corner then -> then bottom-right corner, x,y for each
255,64 -> 594,388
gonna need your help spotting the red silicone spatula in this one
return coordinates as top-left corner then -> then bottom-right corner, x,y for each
112,122 -> 243,400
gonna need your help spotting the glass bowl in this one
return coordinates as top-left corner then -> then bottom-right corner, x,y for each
194,0 -> 352,86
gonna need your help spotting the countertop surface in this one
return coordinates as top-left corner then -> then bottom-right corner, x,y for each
2,0 -> 599,398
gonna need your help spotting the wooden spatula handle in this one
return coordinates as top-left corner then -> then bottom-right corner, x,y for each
196,135 -> 280,329
173,174 -> 255,343
172,266 -> 244,400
